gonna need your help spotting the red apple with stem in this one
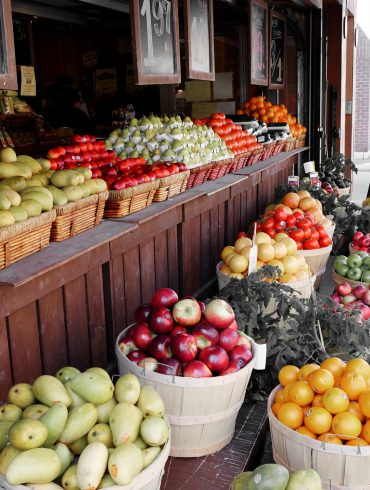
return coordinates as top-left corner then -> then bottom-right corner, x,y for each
149,307 -> 174,334
228,320 -> 238,331
204,299 -> 235,329
135,304 -> 152,323
151,288 -> 179,308
218,328 -> 239,352
149,335 -> 172,361
157,358 -> 182,376
172,299 -> 202,327
192,323 -> 219,349
131,323 -> 154,350
337,283 -> 352,297
362,290 -> 370,306
127,350 -> 147,364
229,344 -> 253,367
118,336 -> 136,355
170,325 -> 188,336
183,360 -> 212,378
138,357 -> 158,371
353,285 -> 368,299
170,333 -> 198,362
199,346 -> 229,373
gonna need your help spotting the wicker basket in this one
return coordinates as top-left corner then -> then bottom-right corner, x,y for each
104,181 -> 159,219
271,141 -> 285,156
51,192 -> 108,242
186,162 -> 214,189
332,270 -> 369,290
260,141 -> 276,161
228,152 -> 251,173
295,135 -> 306,149
208,158 -> 233,180
246,148 -> 264,166
152,170 -> 190,202
0,210 -> 56,270
282,138 -> 295,152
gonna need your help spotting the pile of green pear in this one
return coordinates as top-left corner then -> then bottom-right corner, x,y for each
0,367 -> 169,488
106,114 -> 233,168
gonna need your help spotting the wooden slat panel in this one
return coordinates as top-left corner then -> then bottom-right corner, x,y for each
200,211 -> 211,285
139,239 -> 156,304
0,318 -> 12,401
110,256 -> 126,340
218,203 -> 226,251
123,248 -> 141,326
38,289 -> 68,375
210,206 -> 220,270
154,231 -> 169,291
167,227 -> 179,293
64,276 -> 90,370
8,303 -> 42,384
86,267 -> 107,368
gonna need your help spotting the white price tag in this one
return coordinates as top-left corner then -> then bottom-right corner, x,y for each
303,161 -> 315,174
253,342 -> 267,370
248,245 -> 258,275
288,175 -> 299,187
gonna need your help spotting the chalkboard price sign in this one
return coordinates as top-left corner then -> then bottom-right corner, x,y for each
249,0 -> 268,86
269,11 -> 286,89
184,0 -> 215,81
130,0 -> 181,85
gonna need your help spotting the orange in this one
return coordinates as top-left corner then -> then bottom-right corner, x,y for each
339,372 -> 366,400
274,389 -> 286,403
304,407 -> 332,435
277,402 -> 303,429
272,402 -> 282,417
312,395 -> 324,407
322,388 -> 349,414
361,423 -> 366,439
346,438 -> 369,446
288,381 -> 315,407
278,365 -> 299,386
321,357 -> 346,379
283,381 -> 296,402
250,97 -> 258,104
308,368 -> 335,394
332,412 -> 362,440
317,433 -> 342,445
344,358 -> 370,381
296,426 -> 316,439
358,391 -> 370,418
363,421 -> 370,443
298,363 -> 320,381
348,401 -> 365,422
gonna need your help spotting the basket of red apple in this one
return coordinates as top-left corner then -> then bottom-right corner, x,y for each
115,288 -> 255,458
330,282 -> 370,322
350,232 -> 370,255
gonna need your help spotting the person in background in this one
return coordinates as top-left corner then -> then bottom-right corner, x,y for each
54,87 -> 95,134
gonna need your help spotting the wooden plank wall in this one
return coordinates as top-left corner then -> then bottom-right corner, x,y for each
0,155 -> 295,401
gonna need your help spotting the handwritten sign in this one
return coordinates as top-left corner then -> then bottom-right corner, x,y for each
185,0 -> 215,80
130,0 -> 181,84
249,0 -> 268,86
269,11 -> 286,89
20,66 -> 36,96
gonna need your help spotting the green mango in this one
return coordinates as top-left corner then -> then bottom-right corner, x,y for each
6,448 -> 61,485
55,366 -> 81,384
109,402 -> 142,446
68,435 -> 88,455
96,397 -> 116,424
133,436 -> 148,450
59,403 -> 98,444
22,404 -> 49,420
9,419 -> 48,450
65,380 -> 85,409
33,375 -> 72,408
87,423 -> 113,448
108,443 -> 143,485
53,442 -> 73,477
27,483 -> 64,490
0,404 -> 22,422
114,374 -> 141,405
70,372 -> 114,405
140,416 -> 168,447
97,474 -> 114,489
37,158 -> 52,172
61,464 -> 79,490
84,367 -> 111,382
40,402 -> 68,447
137,386 -> 165,418
0,445 -> 22,475
7,383 -> 35,409
142,446 -> 161,469
0,421 -> 14,450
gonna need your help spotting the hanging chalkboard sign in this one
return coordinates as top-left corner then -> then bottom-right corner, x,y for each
269,11 -> 286,89
249,0 -> 268,86
184,0 -> 215,81
130,0 -> 181,85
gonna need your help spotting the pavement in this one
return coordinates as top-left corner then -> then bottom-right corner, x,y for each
352,159 -> 370,204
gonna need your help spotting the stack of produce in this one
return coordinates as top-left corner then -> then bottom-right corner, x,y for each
219,232 -> 311,284
118,288 -> 253,377
333,252 -> 370,284
272,357 -> 370,445
233,465 -> 322,490
0,368 -> 169,487
330,282 -> 370,321
351,231 -> 370,254
318,154 -> 352,194
106,114 -> 232,168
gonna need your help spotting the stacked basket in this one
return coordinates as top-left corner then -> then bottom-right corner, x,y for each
152,171 -> 190,202
104,181 -> 159,218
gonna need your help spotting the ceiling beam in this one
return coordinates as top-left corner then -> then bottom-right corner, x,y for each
78,0 -> 129,13
12,0 -> 87,24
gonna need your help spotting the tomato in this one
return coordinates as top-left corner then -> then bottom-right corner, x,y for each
296,241 -> 303,250
261,217 -> 276,231
310,229 -> 320,241
319,236 -> 332,248
237,232 -> 247,238
293,211 -> 304,220
297,218 -> 311,230
303,238 -> 320,250
289,228 -> 304,242
286,215 -> 297,227
275,208 -> 289,221
315,225 -> 328,239
267,228 -> 277,238
303,228 -> 312,239
274,220 -> 286,233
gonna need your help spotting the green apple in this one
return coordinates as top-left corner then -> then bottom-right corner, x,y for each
335,255 -> 348,264
7,383 -> 35,409
362,270 -> 370,283
363,256 -> 370,267
347,268 -> 362,281
355,251 -> 368,259
347,254 -> 363,269
335,264 -> 349,277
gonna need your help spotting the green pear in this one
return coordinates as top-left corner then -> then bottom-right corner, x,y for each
40,402 -> 68,447
140,416 -> 168,447
96,397 -> 116,424
9,419 -> 48,449
53,442 -> 73,477
97,474 -> 114,489
33,375 -> 72,407
137,386 -> 165,418
0,404 -> 22,422
61,464 -> 79,490
7,383 -> 35,409
6,448 -> 61,485
68,435 -> 88,455
142,446 -> 161,469
133,436 -> 148,450
108,443 -> 143,485
109,402 -> 142,446
22,404 -> 49,420
85,367 -> 111,382
65,381 -> 85,409
87,423 -> 113,448
0,421 -> 14,451
70,372 -> 114,405
114,374 -> 141,405
55,367 -> 81,384
59,403 -> 98,444
0,445 -> 22,475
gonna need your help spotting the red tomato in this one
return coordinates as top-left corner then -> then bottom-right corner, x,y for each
303,239 -> 320,250
274,220 -> 286,233
303,228 -> 312,239
275,208 -> 289,221
296,241 -> 303,250
286,215 -> 297,227
261,217 -> 276,231
310,229 -> 320,241
319,236 -> 332,248
289,228 -> 304,242
237,232 -> 247,238
315,225 -> 327,239
293,211 -> 304,220
267,228 -> 277,238
297,218 -> 311,230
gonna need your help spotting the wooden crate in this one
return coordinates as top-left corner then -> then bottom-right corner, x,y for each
116,327 -> 255,458
152,171 -> 190,203
51,192 -> 108,242
104,181 -> 159,219
269,385 -> 370,489
0,210 -> 56,270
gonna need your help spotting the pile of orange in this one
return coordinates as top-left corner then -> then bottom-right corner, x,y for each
236,96 -> 306,138
273,357 -> 370,446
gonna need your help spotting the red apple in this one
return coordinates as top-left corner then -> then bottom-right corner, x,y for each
342,294 -> 357,305
127,350 -> 147,364
204,299 -> 235,329
218,328 -> 239,352
353,232 -> 364,243
172,299 -> 202,326
183,360 -> 212,378
236,335 -> 252,349
228,320 -> 238,331
353,285 -> 368,300
157,358 -> 182,376
118,335 -> 136,355
192,322 -> 219,349
170,325 -> 188,336
229,344 -> 253,367
151,288 -> 179,308
149,335 -> 172,361
149,307 -> 174,334
330,293 -> 341,305
138,357 -> 158,371
199,346 -> 229,373
220,359 -> 242,376
337,283 -> 352,297
135,304 -> 152,323
361,237 -> 370,247
360,304 -> 370,321
362,290 -> 370,306
127,324 -> 137,337
170,333 -> 198,362
197,300 -> 206,315
131,323 -> 154,350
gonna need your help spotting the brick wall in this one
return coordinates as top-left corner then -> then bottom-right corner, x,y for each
354,27 -> 370,153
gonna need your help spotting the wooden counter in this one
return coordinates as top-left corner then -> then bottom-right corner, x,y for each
0,148 -> 307,400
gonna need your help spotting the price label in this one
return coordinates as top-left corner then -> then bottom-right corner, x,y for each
253,342 -> 267,370
310,171 -> 320,187
248,245 -> 258,275
288,175 -> 299,187
303,160 -> 315,174
257,135 -> 265,143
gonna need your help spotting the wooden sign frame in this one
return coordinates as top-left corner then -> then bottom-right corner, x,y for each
184,0 -> 215,81
269,10 -> 286,90
0,0 -> 17,90
249,0 -> 269,86
130,0 -> 181,85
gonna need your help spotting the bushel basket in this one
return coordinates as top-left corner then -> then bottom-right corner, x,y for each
152,170 -> 189,202
104,181 -> 159,218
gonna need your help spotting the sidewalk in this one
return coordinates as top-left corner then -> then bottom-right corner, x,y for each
352,159 -> 370,204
